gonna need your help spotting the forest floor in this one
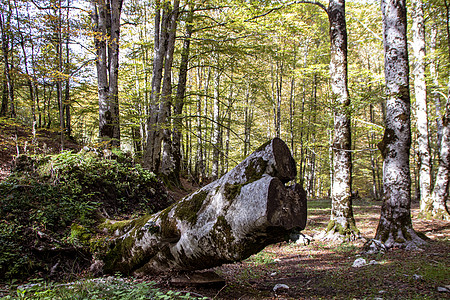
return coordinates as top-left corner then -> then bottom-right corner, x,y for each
147,198 -> 450,300
0,118 -> 80,180
0,120 -> 449,299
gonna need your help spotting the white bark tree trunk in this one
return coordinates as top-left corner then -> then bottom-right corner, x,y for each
374,0 -> 426,249
323,0 -> 357,240
97,138 -> 306,275
429,94 -> 450,220
411,0 -> 432,213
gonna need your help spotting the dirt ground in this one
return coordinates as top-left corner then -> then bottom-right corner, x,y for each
149,199 -> 450,300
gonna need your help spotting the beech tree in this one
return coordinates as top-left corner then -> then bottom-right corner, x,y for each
324,0 -> 357,240
144,0 -> 179,173
411,0 -> 432,213
373,0 -> 426,248
91,0 -> 123,147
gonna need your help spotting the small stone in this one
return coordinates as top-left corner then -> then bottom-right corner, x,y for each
369,260 -> 379,265
352,258 -> 367,268
437,286 -> 449,292
270,272 -> 277,276
378,290 -> 386,294
413,274 -> 423,280
273,283 -> 289,293
274,258 -> 281,262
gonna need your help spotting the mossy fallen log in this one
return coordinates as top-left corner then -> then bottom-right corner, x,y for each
96,138 -> 307,275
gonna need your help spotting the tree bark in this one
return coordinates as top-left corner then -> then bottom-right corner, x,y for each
411,0 -> 432,213
429,95 -> 450,220
320,0 -> 357,240
427,8 -> 450,220
211,58 -> 221,180
171,7 -> 193,185
108,0 -> 123,147
97,138 -> 306,275
374,0 -> 425,248
91,0 -> 122,147
144,0 -> 170,171
0,1 -> 15,118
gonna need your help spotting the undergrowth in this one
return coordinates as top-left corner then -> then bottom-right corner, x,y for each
2,276 -> 206,299
0,149 -> 173,280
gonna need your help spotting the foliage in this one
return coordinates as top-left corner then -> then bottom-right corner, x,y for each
0,150 -> 173,280
3,276 -> 206,299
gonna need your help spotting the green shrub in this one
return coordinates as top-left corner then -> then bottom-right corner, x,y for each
0,150 -> 173,280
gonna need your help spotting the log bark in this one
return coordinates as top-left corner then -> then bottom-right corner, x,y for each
98,138 -> 306,275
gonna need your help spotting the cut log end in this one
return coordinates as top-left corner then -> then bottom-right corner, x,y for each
270,138 -> 297,182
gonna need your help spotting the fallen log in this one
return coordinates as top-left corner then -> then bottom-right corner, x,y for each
96,138 -> 307,275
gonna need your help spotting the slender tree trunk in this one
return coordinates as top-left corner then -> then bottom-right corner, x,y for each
429,92 -> 450,219
14,0 -> 35,122
158,0 -> 180,183
172,8 -> 193,184
57,0 -> 64,150
411,0 -> 432,213
211,59 -> 221,180
429,24 -> 443,153
108,0 -> 123,147
195,67 -> 204,183
64,0 -> 71,136
0,2 -> 15,118
368,104 -> 380,200
92,0 -> 112,143
373,0 -> 425,248
427,4 -> 450,220
243,82 -> 252,157
144,0 -> 171,171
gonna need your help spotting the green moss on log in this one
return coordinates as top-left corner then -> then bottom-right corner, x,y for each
175,190 -> 208,224
224,183 -> 242,201
245,157 -> 268,183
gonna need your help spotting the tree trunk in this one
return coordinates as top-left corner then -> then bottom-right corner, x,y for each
411,0 -> 432,213
108,0 -> 123,147
195,67 -> 205,183
158,0 -> 180,184
97,138 -> 306,275
429,94 -> 450,220
374,0 -> 426,249
172,7 -> 193,184
0,2 -> 15,118
323,0 -> 357,240
144,0 -> 170,171
92,0 -> 112,143
57,0 -> 64,150
211,59 -> 221,180
427,7 -> 450,220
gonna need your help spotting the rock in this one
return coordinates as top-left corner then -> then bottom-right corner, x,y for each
413,274 -> 423,280
291,233 -> 313,245
273,283 -> 289,293
437,286 -> 449,292
369,260 -> 379,265
363,239 -> 387,255
352,258 -> 367,268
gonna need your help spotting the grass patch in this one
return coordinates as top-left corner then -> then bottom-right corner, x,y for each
2,276 -> 206,299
